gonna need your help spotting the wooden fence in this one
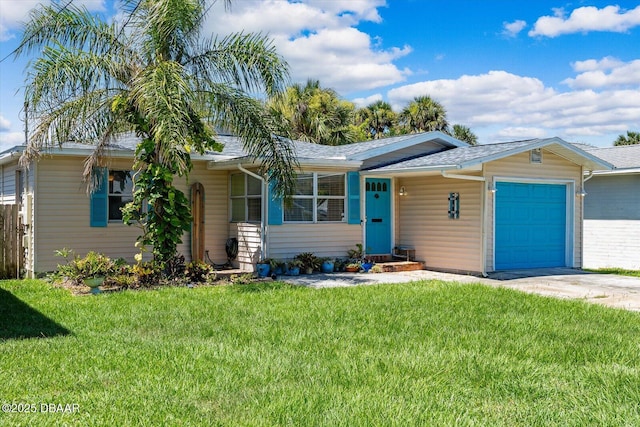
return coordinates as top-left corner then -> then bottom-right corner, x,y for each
1,205 -> 23,279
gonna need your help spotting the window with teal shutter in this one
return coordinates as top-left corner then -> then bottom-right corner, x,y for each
347,171 -> 361,224
90,168 -> 108,227
267,180 -> 283,225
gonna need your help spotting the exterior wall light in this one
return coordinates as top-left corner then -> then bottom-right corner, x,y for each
399,186 -> 407,196
577,188 -> 587,197
488,182 -> 497,193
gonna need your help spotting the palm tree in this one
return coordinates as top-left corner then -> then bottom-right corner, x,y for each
16,0 -> 295,263
451,124 -> 478,146
399,95 -> 449,133
267,79 -> 356,146
355,100 -> 397,140
614,131 -> 640,146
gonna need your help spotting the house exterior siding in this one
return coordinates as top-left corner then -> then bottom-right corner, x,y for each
583,220 -> 640,269
173,163 -> 229,264
396,174 -> 483,273
583,174 -> 640,270
267,223 -> 361,261
31,157 -> 229,274
230,222 -> 262,271
483,150 -> 582,272
0,161 -> 18,204
33,157 -> 140,273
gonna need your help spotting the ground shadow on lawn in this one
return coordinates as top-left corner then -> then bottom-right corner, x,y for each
0,288 -> 70,341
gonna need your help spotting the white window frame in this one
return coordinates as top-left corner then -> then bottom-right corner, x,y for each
284,172 -> 346,223
230,173 -> 262,223
108,170 -> 134,222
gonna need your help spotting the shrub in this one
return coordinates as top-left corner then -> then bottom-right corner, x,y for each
52,250 -> 116,285
131,261 -> 161,288
295,252 -> 320,271
185,261 -> 214,283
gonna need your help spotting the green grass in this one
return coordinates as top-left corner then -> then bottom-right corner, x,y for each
586,267 -> 640,277
2,279 -> 640,426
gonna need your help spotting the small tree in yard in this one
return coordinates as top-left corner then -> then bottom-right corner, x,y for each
16,0 -> 296,264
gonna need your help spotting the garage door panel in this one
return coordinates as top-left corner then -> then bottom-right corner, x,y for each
495,182 -> 567,270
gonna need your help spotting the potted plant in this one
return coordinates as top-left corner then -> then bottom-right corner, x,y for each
76,251 -> 116,294
287,259 -> 303,276
256,259 -> 271,278
320,258 -> 335,273
269,258 -> 286,276
295,252 -> 320,274
347,243 -> 365,261
345,262 -> 361,273
333,258 -> 347,272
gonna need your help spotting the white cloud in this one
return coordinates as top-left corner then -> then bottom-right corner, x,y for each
387,70 -> 640,143
502,20 -> 527,37
496,127 -> 547,139
0,131 -> 25,152
203,0 -> 409,93
0,0 -> 106,41
571,56 -> 624,72
352,93 -> 383,108
529,5 -> 640,37
563,57 -> 640,89
0,114 -> 10,131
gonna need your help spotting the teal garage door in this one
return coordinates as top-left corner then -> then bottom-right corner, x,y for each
495,182 -> 567,270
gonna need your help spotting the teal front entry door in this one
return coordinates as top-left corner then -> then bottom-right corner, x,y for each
365,178 -> 391,254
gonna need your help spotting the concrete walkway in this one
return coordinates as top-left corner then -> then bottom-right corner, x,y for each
283,268 -> 640,312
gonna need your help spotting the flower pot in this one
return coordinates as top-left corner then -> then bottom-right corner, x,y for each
361,262 -> 374,272
345,266 -> 360,273
287,266 -> 300,276
256,263 -> 270,278
321,261 -> 334,273
84,276 -> 105,294
304,267 -> 314,275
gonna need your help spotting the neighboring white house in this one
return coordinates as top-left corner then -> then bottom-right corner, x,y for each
583,144 -> 640,270
0,132 -> 611,277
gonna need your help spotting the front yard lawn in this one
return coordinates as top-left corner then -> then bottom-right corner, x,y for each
1,279 -> 640,426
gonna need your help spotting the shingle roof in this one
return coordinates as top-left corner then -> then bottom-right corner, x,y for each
368,137 -> 612,173
207,131 -> 461,161
370,139 -> 540,171
583,144 -> 640,169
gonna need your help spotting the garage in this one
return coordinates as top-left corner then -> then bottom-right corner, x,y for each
495,181 -> 568,270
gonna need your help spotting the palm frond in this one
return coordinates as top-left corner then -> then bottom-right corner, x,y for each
186,32 -> 290,96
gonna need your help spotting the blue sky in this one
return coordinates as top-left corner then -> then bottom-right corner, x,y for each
1,0 -> 639,152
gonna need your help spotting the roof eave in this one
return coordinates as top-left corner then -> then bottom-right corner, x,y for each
592,167 -> 640,176
207,157 -> 362,171
366,164 -> 459,175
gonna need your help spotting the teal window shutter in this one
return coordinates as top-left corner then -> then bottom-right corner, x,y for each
267,180 -> 283,225
90,168 -> 108,227
347,171 -> 361,224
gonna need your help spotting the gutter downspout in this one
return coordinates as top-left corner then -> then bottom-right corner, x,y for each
578,169 -> 594,269
583,170 -> 594,183
441,170 -> 488,277
237,164 -> 267,261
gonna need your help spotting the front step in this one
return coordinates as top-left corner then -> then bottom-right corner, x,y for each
376,261 -> 424,273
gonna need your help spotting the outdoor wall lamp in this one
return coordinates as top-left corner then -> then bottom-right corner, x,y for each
399,186 -> 407,196
577,188 -> 587,197
488,182 -> 497,193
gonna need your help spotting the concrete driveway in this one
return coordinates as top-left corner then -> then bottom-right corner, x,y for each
283,268 -> 640,312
